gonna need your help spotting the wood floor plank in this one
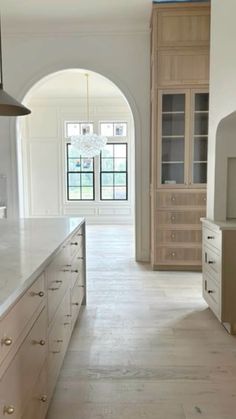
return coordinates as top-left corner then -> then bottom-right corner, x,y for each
46,225 -> 236,419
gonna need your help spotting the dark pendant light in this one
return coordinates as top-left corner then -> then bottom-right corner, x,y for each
0,17 -> 31,116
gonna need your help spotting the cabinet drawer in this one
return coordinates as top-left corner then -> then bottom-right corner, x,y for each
203,245 -> 221,280
157,209 -> 205,226
69,227 -> 84,258
0,308 -> 47,419
156,229 -> 202,244
203,225 -> 221,252
0,273 -> 45,367
71,281 -> 84,327
22,362 -> 48,419
48,291 -> 71,397
156,191 -> 206,208
46,245 -> 70,324
203,273 -> 221,318
155,246 -> 202,265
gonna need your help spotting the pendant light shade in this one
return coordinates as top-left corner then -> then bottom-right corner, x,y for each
0,17 -> 31,116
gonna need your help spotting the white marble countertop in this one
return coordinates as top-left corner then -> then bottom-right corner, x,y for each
0,217 -> 84,319
201,217 -> 236,230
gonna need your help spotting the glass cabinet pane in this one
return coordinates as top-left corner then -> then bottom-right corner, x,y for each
192,93 -> 209,184
161,94 -> 185,185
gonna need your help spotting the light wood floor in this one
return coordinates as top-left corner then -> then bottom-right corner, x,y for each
47,225 -> 236,419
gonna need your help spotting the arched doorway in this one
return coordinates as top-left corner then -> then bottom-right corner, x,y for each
17,68 -> 136,241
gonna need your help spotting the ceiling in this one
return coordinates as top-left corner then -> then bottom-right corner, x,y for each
26,70 -> 126,101
1,0 -> 152,32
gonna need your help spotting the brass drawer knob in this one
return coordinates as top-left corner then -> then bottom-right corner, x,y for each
3,406 -> 15,415
3,337 -> 13,346
38,291 -> 45,297
40,395 -> 48,403
71,242 -> 78,246
34,339 -> 46,346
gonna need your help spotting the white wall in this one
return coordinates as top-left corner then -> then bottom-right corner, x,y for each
207,0 -> 236,220
0,29 -> 150,261
21,96 -> 134,224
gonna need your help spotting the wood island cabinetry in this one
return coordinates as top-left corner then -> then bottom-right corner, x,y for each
150,2 -> 210,270
0,218 -> 86,418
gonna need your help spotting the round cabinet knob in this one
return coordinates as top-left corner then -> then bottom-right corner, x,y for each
38,291 -> 45,297
3,337 -> 13,346
3,406 -> 15,415
208,290 -> 214,294
171,216 -> 175,222
171,233 -> 175,240
71,242 -> 78,246
170,252 -> 176,257
171,196 -> 176,202
40,395 -> 48,403
35,339 -> 46,346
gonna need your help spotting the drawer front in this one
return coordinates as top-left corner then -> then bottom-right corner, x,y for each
157,210 -> 205,226
203,273 -> 221,318
46,245 -> 70,324
203,245 -> 221,280
48,292 -> 70,398
156,191 -> 206,208
0,308 -> 47,419
203,225 -> 221,252
69,227 -> 84,259
22,362 -> 48,419
155,246 -> 202,265
156,229 -> 202,245
71,281 -> 84,327
0,274 -> 45,366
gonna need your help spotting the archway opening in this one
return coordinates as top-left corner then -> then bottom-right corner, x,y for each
17,68 -> 135,238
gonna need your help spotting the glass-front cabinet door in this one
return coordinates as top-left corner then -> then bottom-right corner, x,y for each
191,91 -> 209,185
160,92 -> 187,186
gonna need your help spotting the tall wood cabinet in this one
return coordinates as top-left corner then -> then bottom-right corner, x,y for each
150,2 -> 210,270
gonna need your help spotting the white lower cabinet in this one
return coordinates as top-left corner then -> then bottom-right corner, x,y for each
202,219 -> 236,334
0,221 -> 86,418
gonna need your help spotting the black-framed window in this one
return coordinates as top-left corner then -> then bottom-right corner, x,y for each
65,122 -> 93,138
100,122 -> 127,137
100,143 -> 128,200
66,144 -> 95,201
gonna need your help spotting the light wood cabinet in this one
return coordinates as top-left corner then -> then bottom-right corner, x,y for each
0,220 -> 86,418
150,2 -> 210,270
202,219 -> 236,334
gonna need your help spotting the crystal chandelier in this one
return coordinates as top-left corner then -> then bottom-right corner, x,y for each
70,73 -> 107,157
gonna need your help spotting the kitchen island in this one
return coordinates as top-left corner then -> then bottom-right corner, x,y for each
0,217 -> 86,418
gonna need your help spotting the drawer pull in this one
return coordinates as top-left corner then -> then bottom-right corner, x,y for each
171,233 -> 175,239
49,287 -> 60,291
208,290 -> 214,294
208,260 -> 215,264
31,291 -> 45,297
54,280 -> 63,283
171,196 -> 176,202
170,252 -> 176,257
3,405 -> 15,415
77,257 -> 84,260
207,236 -> 215,240
52,350 -> 61,354
72,302 -> 79,306
71,269 -> 78,273
3,337 -> 13,346
34,339 -> 46,346
71,242 -> 78,246
40,395 -> 48,403
171,216 -> 176,221
64,322 -> 70,326
62,269 -> 71,272
56,339 -> 63,343
66,314 -> 72,317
